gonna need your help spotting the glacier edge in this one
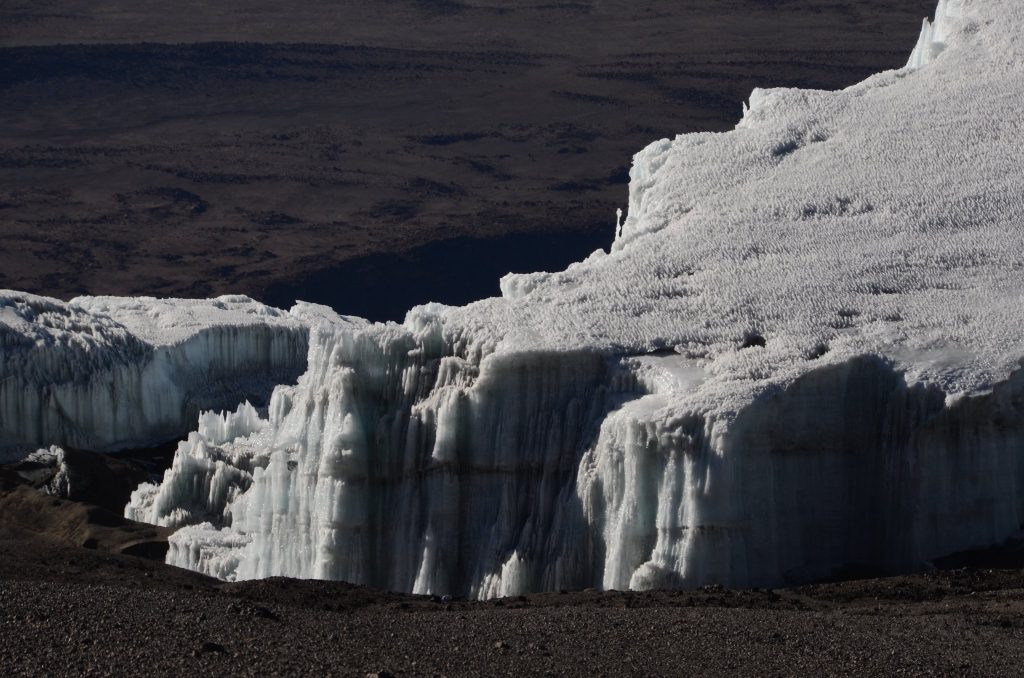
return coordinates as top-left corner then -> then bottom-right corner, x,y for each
143,0 -> 1024,597
156,340 -> 1024,597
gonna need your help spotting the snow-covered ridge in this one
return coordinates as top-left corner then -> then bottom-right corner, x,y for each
0,291 -> 338,458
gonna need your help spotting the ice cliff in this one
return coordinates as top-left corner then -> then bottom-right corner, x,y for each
24,0 -> 1024,596
0,292 -> 322,459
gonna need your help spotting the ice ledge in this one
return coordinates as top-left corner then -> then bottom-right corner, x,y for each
0,291 -> 343,456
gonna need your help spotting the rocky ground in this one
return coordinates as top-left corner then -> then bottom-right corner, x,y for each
3,530 -> 1024,677
0,0 -> 936,319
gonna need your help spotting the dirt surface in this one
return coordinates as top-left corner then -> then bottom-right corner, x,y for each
2,531 -> 1024,676
0,486 -> 169,559
0,0 -> 936,319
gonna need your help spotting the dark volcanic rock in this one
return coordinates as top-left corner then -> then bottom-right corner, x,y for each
3,533 -> 1024,676
0,0 -> 936,317
2,446 -> 156,513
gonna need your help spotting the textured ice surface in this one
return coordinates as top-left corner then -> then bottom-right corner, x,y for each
124,401 -> 269,528
56,0 -> 1024,594
0,291 -> 328,456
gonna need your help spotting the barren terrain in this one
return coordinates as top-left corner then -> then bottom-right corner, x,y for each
4,532 -> 1024,676
0,0 -> 935,318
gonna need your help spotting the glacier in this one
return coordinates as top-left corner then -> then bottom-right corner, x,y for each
0,292 -> 330,459
8,0 -> 1024,598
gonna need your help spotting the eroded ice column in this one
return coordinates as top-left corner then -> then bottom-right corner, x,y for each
906,0 -> 963,69
163,320 -> 640,596
125,401 -> 270,528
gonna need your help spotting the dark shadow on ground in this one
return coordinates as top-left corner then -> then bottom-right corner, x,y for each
262,229 -> 610,321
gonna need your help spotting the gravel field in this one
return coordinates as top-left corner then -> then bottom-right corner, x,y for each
2,533 -> 1024,677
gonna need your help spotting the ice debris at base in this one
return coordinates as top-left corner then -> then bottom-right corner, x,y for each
9,0 -> 1021,596
0,292 -> 339,457
23,446 -> 71,497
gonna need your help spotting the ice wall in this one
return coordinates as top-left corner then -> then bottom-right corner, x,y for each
159,330 -> 1024,597
582,357 -> 1024,591
0,292 -> 323,457
164,322 -> 627,594
113,0 -> 1024,594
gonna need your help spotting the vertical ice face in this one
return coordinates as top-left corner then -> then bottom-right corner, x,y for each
155,336 -> 1024,597
0,292 -> 318,457
165,322 -> 630,595
107,0 -> 1024,595
580,358 -> 1024,591
614,138 -> 675,248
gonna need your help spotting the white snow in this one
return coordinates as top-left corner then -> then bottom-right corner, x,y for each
10,0 -> 1024,597
151,0 -> 1024,596
124,401 -> 270,527
0,291 -> 334,456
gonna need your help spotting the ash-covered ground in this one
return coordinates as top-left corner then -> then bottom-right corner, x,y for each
4,531 -> 1024,676
0,0 -> 934,319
